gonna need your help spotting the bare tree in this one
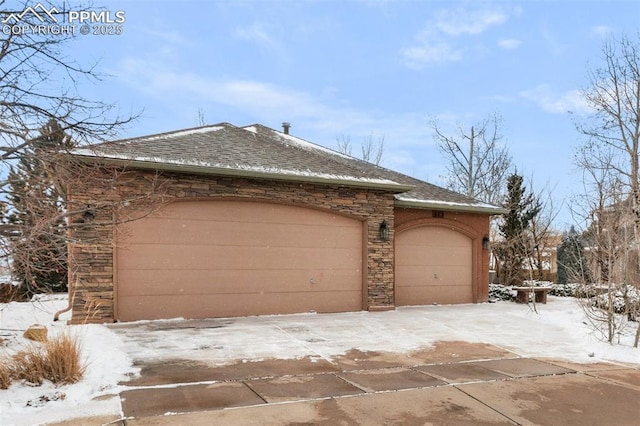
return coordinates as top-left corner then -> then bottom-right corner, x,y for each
525,180 -> 560,282
574,33 -> 640,347
195,108 -> 208,126
4,120 -> 72,296
360,133 -> 385,165
336,134 -> 352,156
0,1 -> 133,164
336,132 -> 385,166
0,2 -> 138,296
430,112 -> 512,205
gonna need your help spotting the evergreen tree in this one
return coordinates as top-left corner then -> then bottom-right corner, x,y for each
6,120 -> 73,296
556,226 -> 590,284
495,173 -> 542,285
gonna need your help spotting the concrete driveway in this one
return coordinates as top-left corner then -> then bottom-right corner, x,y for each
62,302 -> 640,425
94,340 -> 640,425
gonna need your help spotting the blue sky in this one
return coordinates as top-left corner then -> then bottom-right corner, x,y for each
63,0 -> 640,228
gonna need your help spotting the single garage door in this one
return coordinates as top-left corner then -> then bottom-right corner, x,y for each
395,226 -> 473,305
116,200 -> 363,321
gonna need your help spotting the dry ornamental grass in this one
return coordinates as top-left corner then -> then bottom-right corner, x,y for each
0,333 -> 85,389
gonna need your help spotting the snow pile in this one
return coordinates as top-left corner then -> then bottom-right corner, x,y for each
0,295 -> 137,426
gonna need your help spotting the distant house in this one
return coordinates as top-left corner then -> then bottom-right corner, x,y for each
528,233 -> 562,282
66,123 -> 504,323
489,233 -> 562,284
584,197 -> 640,284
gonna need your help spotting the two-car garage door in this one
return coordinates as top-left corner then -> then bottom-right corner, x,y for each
115,200 -> 363,321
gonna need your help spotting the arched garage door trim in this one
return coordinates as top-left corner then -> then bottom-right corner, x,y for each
395,217 -> 479,240
394,218 -> 479,305
113,198 -> 366,321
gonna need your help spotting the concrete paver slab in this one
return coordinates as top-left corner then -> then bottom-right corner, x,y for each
120,382 -> 265,418
330,348 -> 428,370
406,341 -> 515,364
587,368 -> 640,390
125,355 -> 339,386
48,415 -> 125,426
245,373 -> 363,403
458,373 -> 640,426
541,359 -> 629,372
471,357 -> 575,378
338,367 -> 446,392
127,386 -> 515,426
330,341 -> 514,370
416,362 -> 511,383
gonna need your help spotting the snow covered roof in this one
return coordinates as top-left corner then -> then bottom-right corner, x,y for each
71,122 -> 505,214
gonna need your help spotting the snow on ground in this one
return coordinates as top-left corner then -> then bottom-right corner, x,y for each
1,295 -> 639,425
0,295 -> 137,426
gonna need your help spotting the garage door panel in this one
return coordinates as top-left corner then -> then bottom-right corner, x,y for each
157,203 -> 350,226
396,285 -> 472,306
396,250 -> 471,267
122,218 -> 357,248
395,226 -> 473,306
118,244 -> 361,270
398,227 -> 469,245
118,290 -> 363,320
118,269 -> 362,296
116,200 -> 363,321
396,265 -> 471,286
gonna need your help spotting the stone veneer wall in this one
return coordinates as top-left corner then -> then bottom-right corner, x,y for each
67,167 -> 396,323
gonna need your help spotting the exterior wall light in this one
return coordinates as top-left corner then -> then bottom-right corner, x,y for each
82,206 -> 95,222
379,220 -> 389,241
482,235 -> 490,250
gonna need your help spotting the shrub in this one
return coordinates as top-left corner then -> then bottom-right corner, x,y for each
489,284 -> 515,301
3,332 -> 85,388
548,283 -> 582,297
43,333 -> 85,384
592,284 -> 640,315
489,281 -> 584,301
11,348 -> 47,385
0,357 -> 12,389
0,283 -> 28,303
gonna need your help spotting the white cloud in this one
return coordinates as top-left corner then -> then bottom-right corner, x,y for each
520,85 -> 590,114
116,56 -> 433,145
591,25 -> 612,38
402,5 -> 513,68
402,42 -> 463,67
434,7 -> 510,36
122,61 -> 331,120
498,38 -> 522,50
235,23 -> 277,47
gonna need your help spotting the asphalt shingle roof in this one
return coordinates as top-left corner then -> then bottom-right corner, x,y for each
72,122 -> 504,214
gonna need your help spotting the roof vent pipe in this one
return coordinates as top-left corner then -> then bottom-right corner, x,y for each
282,122 -> 291,135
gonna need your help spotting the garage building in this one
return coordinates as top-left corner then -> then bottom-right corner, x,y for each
67,123 -> 504,323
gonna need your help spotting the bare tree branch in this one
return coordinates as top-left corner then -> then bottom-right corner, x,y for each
429,112 -> 512,205
574,32 -> 640,347
336,133 -> 385,166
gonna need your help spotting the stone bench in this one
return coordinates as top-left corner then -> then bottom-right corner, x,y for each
513,287 -> 552,304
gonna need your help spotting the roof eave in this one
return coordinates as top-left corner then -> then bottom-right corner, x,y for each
72,155 -> 416,193
394,199 -> 508,215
